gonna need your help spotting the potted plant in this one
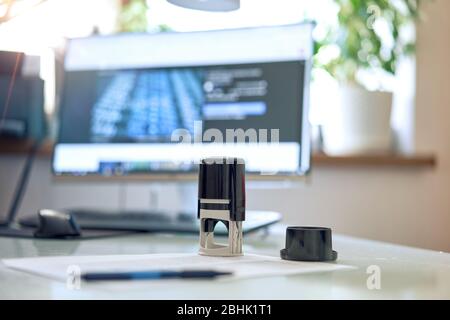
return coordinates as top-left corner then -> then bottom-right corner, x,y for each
315,0 -> 420,155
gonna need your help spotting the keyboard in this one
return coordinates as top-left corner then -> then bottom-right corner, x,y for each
20,209 -> 281,235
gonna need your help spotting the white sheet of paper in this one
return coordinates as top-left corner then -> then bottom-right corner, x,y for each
2,253 -> 354,282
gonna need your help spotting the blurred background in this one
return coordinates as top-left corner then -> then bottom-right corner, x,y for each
0,0 -> 449,251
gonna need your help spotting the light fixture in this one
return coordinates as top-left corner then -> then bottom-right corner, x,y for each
167,0 -> 240,12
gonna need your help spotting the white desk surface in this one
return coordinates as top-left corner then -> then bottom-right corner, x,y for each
0,226 -> 449,299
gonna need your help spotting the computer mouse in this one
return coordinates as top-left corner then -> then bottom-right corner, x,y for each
34,209 -> 82,238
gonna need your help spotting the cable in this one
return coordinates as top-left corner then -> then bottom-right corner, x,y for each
2,139 -> 41,227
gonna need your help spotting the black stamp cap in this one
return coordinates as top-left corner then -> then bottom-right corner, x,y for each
280,226 -> 338,262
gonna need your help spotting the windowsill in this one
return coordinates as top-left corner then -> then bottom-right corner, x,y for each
0,138 -> 437,168
312,152 -> 436,168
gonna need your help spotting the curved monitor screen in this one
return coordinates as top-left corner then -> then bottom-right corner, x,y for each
53,23 -> 313,176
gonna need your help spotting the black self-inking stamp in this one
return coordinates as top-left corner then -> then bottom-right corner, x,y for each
198,157 -> 245,256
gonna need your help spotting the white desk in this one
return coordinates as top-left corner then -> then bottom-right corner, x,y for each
0,226 -> 449,299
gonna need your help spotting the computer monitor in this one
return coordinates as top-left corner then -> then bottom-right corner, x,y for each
53,23 -> 313,177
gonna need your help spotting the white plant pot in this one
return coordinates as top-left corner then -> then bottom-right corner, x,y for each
323,85 -> 393,155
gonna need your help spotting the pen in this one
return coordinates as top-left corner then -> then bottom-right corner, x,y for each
81,270 -> 233,281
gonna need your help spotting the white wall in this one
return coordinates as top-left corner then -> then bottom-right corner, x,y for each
1,1 -> 449,252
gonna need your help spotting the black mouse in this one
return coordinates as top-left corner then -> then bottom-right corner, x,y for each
34,209 -> 82,238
